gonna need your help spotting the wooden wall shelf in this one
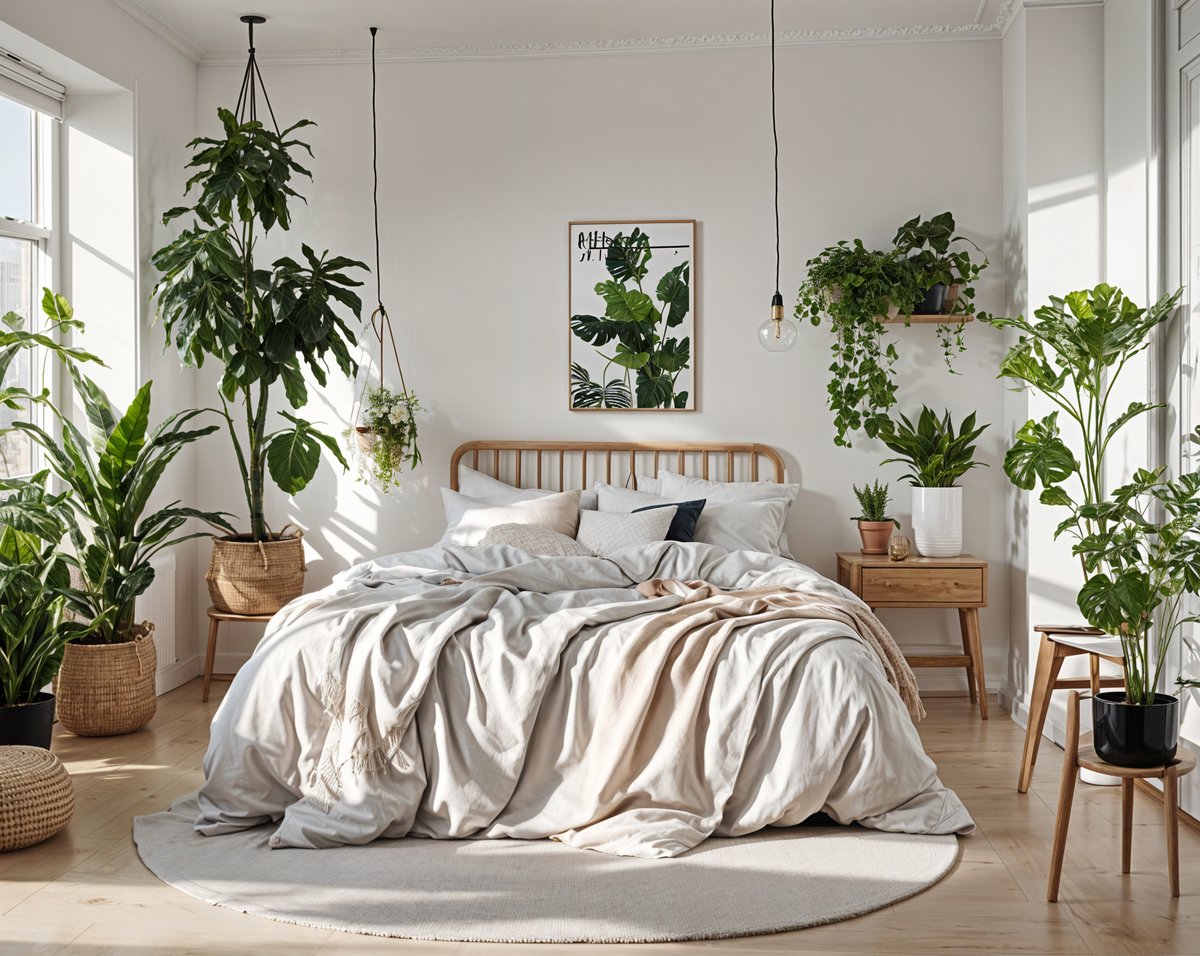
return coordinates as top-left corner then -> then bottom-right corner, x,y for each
877,313 -> 975,325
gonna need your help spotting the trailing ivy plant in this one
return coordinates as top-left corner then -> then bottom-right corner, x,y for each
570,229 -> 691,409
795,213 -> 988,447
152,108 -> 366,541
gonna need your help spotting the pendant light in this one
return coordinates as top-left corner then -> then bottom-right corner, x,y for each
757,0 -> 798,352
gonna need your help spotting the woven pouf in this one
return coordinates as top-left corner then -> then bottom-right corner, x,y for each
0,746 -> 74,852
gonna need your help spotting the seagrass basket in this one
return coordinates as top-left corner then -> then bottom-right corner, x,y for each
0,746 -> 74,851
54,630 -> 157,737
207,532 -> 306,615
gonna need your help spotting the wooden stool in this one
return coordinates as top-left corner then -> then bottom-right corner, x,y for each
1048,691 -> 1196,900
203,606 -> 274,702
1017,624 -> 1126,792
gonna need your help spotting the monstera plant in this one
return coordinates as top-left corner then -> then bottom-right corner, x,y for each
570,229 -> 691,409
152,107 -> 366,615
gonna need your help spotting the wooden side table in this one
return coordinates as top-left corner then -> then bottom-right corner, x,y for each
1048,691 -> 1196,900
203,606 -> 274,702
836,551 -> 988,719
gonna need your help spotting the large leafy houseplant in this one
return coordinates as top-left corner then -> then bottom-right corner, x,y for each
983,284 -> 1192,723
795,213 -> 988,447
152,108 -> 365,541
570,229 -> 691,409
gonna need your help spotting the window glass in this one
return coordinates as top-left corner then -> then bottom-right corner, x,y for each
0,97 -> 33,222
0,236 -> 35,479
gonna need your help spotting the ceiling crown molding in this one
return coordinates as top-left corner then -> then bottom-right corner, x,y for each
109,0 -> 204,63
111,0 -> 1023,68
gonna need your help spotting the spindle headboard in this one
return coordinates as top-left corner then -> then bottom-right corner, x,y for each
449,441 -> 786,491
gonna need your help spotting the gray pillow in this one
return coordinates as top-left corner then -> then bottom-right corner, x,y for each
575,507 -> 676,557
481,523 -> 595,557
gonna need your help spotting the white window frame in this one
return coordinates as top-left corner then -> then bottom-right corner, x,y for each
0,98 -> 57,481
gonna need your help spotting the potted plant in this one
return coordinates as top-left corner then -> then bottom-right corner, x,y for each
851,479 -> 899,554
152,107 -> 365,615
877,406 -> 988,558
348,386 -> 422,494
0,472 -> 99,748
795,213 -> 988,447
14,365 -> 233,736
982,283 -> 1189,766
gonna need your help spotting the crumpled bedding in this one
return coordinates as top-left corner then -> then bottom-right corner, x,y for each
194,541 -> 974,858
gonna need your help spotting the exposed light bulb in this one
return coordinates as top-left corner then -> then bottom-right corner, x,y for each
758,292 -> 797,352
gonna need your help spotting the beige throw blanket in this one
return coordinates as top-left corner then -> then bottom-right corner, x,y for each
636,578 -> 925,720
194,541 -> 971,857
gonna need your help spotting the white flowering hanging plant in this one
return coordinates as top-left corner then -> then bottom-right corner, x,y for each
347,385 -> 421,493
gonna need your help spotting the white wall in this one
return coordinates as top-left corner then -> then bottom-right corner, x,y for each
194,40 -> 1012,680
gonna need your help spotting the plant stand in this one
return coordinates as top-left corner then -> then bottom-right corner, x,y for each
203,606 -> 275,703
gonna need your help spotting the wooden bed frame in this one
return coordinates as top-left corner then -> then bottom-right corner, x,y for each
449,441 -> 786,491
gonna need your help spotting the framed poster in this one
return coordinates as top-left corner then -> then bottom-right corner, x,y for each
568,219 -> 696,411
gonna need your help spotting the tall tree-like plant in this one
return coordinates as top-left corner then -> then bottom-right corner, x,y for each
982,284 -> 1188,703
152,108 -> 366,540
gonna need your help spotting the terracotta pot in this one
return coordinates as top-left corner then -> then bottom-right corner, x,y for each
207,532 -> 306,615
54,631 -> 157,737
857,520 -> 894,555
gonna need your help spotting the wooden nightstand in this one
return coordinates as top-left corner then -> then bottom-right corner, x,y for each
836,551 -> 988,719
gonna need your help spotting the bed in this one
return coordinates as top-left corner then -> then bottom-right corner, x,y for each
194,440 -> 973,859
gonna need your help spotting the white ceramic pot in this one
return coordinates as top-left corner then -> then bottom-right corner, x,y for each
912,486 -> 962,557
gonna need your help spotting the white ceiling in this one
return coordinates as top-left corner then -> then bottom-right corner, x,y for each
110,0 -> 1019,64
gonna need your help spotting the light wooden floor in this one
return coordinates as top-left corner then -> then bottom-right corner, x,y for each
3,682 -> 1200,955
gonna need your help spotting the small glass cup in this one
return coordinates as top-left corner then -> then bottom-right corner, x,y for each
888,535 -> 912,561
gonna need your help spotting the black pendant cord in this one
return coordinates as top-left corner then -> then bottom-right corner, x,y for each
366,26 -> 409,397
771,0 -> 780,298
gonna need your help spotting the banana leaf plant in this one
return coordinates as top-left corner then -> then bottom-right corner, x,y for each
0,472 -> 101,705
982,284 -> 1189,704
570,229 -> 691,409
14,375 -> 235,643
152,108 -> 365,540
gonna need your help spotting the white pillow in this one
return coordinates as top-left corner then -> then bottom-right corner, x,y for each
457,466 -> 599,510
635,474 -> 660,495
441,488 -> 581,545
655,473 -> 799,557
594,484 -> 789,556
481,523 -> 594,557
576,507 -> 676,557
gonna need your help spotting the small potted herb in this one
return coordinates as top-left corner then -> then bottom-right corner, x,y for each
349,385 -> 422,494
851,480 -> 899,554
877,407 -> 988,557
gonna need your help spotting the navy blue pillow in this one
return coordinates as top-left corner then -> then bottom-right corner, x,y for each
632,499 -> 706,543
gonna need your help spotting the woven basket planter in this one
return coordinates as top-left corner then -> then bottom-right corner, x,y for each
0,746 -> 74,851
54,631 -> 157,737
207,532 -> 306,616
355,426 -> 376,454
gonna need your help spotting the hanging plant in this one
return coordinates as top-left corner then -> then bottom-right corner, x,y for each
795,212 -> 988,447
346,27 -> 423,494
347,385 -> 421,493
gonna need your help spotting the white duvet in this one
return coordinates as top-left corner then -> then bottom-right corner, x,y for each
195,542 -> 973,858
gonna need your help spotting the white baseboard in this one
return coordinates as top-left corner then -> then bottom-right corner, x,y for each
156,655 -> 200,695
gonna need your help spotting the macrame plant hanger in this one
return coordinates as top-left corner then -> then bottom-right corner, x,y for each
352,26 -> 413,447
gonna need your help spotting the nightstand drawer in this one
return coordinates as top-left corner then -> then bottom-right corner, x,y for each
860,567 -> 984,606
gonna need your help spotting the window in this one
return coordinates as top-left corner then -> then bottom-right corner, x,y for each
0,94 -> 53,480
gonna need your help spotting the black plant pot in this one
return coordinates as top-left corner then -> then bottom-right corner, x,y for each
1093,691 -> 1179,768
0,692 -> 56,749
914,283 -> 947,315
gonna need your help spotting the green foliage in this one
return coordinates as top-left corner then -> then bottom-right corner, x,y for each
346,386 -> 422,494
570,229 -> 691,409
982,284 -> 1187,704
795,212 -> 988,447
877,406 -> 989,487
851,479 -> 898,526
0,472 -> 99,706
14,375 -> 235,643
152,108 -> 366,540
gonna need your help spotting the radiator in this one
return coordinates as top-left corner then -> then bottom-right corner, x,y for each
137,552 -> 177,672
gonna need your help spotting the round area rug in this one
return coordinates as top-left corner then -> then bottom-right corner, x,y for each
134,795 -> 959,944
